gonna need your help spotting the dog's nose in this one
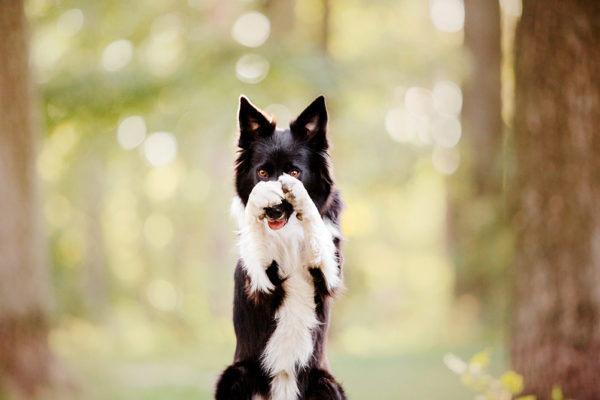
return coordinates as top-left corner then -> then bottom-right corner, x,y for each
265,204 -> 284,220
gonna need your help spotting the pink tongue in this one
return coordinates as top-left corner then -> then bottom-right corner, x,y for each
268,219 -> 286,230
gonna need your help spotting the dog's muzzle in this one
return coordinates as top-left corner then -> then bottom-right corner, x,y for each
263,200 -> 293,230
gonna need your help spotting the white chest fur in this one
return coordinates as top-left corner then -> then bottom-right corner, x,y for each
260,219 -> 319,400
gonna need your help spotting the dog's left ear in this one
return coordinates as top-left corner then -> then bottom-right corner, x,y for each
290,95 -> 328,150
238,95 -> 275,148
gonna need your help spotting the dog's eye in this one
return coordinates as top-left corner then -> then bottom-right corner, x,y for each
289,170 -> 300,178
258,169 -> 268,178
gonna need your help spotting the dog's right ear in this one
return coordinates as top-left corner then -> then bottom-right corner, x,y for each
238,96 -> 275,148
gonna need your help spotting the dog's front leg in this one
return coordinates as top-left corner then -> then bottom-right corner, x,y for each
235,181 -> 285,294
278,174 -> 341,292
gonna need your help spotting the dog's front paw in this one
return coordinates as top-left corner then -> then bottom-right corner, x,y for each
278,174 -> 317,221
247,266 -> 275,294
246,181 -> 285,222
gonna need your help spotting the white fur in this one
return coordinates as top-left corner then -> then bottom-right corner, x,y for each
279,174 -> 341,291
234,181 -> 285,293
231,175 -> 342,400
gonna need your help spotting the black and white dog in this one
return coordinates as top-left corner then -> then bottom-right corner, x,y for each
215,96 -> 346,399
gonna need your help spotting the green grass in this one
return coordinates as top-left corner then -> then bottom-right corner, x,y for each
55,344 -> 506,399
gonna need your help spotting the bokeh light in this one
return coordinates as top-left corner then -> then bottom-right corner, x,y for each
432,80 -> 463,117
101,39 -> 134,72
117,116 -> 147,150
146,279 -> 180,312
431,115 -> 462,147
430,0 -> 465,33
145,163 -> 182,201
142,14 -> 184,77
231,11 -> 271,48
143,132 -> 178,166
432,145 -> 460,175
385,108 -> 417,143
56,9 -> 83,37
405,86 -> 434,116
235,54 -> 270,84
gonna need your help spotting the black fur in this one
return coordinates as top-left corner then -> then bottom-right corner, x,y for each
235,96 -> 335,214
216,96 -> 346,400
232,261 -> 286,363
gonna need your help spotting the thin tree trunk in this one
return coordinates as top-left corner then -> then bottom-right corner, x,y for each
450,0 -> 505,319
264,0 -> 295,39
0,0 -> 56,396
511,1 -> 600,399
463,0 -> 502,188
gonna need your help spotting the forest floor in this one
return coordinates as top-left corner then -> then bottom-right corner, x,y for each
53,343 -> 506,399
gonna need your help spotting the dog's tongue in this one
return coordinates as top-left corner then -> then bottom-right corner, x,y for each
268,219 -> 286,230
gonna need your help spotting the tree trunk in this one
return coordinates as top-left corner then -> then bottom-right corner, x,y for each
264,0 -> 295,39
0,0 -> 56,396
463,0 -> 502,187
511,1 -> 600,399
449,0 -> 506,322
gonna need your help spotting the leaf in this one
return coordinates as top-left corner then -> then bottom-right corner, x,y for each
515,396 -> 536,400
500,370 -> 524,395
551,386 -> 563,400
470,348 -> 492,369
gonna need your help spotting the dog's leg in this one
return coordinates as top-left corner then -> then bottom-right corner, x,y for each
215,360 -> 270,400
235,181 -> 285,294
304,368 -> 347,400
278,174 -> 341,292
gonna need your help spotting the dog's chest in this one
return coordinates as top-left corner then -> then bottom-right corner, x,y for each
262,219 -> 319,399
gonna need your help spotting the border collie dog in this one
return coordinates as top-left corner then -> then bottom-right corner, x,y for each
215,96 -> 346,400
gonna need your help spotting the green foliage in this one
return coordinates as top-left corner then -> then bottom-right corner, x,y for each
445,349 -> 526,399
445,350 -> 573,400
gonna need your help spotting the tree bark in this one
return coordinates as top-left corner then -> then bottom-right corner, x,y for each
511,1 -> 600,399
0,0 -> 56,396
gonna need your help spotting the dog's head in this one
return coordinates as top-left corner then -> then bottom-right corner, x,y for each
234,95 -> 334,213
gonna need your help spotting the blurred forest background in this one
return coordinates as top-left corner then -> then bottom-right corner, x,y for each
1,0 -> 599,399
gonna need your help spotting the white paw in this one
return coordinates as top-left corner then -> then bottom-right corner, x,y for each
246,181 -> 285,221
322,259 -> 341,291
278,174 -> 316,219
247,265 -> 275,293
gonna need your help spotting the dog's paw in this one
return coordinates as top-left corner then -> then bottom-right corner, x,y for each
246,181 -> 284,221
278,174 -> 317,220
248,267 -> 275,294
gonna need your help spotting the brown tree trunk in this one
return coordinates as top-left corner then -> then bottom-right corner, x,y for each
463,0 -> 502,187
450,0 -> 506,321
264,0 -> 295,39
0,0 -> 56,396
511,1 -> 600,399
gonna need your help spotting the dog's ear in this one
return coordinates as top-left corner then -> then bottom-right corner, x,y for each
290,95 -> 328,150
238,95 -> 275,148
